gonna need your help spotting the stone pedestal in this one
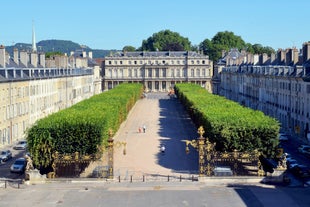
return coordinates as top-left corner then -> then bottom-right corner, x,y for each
25,169 -> 46,183
262,169 -> 286,183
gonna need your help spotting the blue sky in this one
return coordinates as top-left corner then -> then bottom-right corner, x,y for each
0,0 -> 309,50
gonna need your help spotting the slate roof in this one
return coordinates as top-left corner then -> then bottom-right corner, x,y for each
110,51 -> 207,58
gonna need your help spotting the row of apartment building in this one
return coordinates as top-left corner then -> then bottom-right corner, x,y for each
0,45 -> 101,147
219,42 -> 310,142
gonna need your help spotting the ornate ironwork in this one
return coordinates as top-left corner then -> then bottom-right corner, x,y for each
49,129 -> 127,178
183,126 -> 263,177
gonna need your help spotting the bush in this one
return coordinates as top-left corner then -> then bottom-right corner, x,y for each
175,83 -> 280,157
26,83 -> 143,171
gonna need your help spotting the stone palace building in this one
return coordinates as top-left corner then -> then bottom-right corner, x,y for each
102,51 -> 213,92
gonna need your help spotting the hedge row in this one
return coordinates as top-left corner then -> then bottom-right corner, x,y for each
174,83 -> 280,157
26,83 -> 143,169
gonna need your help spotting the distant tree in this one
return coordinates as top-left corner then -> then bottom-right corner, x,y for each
199,31 -> 275,61
191,44 -> 199,52
199,31 -> 246,61
122,45 -> 136,52
211,31 -> 246,50
245,43 -> 254,54
141,30 -> 191,51
252,44 -> 264,54
199,39 -> 214,58
162,42 -> 184,51
45,51 -> 64,58
262,46 -> 275,56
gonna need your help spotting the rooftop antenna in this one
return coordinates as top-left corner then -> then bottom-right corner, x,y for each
32,20 -> 37,52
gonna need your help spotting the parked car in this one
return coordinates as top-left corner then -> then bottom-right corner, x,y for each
290,164 -> 310,178
287,159 -> 299,169
283,152 -> 292,159
279,133 -> 289,141
0,150 -> 12,162
298,145 -> 310,154
10,158 -> 27,173
13,140 -> 27,150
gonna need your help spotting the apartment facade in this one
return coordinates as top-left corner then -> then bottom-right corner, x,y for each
0,45 -> 101,147
102,51 -> 213,92
220,43 -> 310,142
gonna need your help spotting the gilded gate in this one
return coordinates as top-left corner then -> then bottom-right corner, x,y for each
50,151 -> 100,178
49,129 -> 126,178
184,126 -> 264,177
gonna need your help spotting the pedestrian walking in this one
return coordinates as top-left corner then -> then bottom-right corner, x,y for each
143,125 -> 146,133
160,145 -> 165,153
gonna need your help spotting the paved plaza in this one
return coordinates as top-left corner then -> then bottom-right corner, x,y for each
113,92 -> 199,181
1,92 -> 310,206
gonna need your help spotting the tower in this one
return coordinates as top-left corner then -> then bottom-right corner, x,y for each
32,21 -> 37,52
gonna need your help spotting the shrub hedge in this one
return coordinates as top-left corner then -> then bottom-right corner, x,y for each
26,83 -> 143,170
174,83 -> 280,157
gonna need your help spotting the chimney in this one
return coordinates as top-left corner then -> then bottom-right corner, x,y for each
82,51 -> 86,58
0,45 -> 6,68
30,52 -> 38,67
270,53 -> 276,64
261,53 -> 268,65
14,48 -> 19,64
302,42 -> 310,62
88,51 -> 93,59
5,51 -> 10,65
20,50 -> 28,66
39,53 -> 45,67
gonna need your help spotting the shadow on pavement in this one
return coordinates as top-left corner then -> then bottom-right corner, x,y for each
156,96 -> 199,175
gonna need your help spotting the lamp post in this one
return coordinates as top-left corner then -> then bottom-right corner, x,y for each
183,126 -> 215,177
107,130 -> 114,179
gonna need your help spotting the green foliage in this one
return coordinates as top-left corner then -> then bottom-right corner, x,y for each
251,44 -> 275,55
45,51 -> 64,58
141,30 -> 191,51
122,45 -> 136,52
6,40 -> 112,58
174,83 -> 280,158
199,31 -> 275,61
26,83 -> 143,171
38,40 -> 87,55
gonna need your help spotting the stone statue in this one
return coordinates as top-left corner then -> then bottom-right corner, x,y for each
25,154 -> 34,171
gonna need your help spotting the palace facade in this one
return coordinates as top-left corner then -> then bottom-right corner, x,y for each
102,51 -> 213,92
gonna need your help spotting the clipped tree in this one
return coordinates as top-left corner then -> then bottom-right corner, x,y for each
174,83 -> 280,158
26,83 -> 143,174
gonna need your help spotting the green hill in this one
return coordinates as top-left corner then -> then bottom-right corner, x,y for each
5,39 -> 114,58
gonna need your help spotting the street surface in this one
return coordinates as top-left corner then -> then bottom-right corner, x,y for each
1,180 -> 310,207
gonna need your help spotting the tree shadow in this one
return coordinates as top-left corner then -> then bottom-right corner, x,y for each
156,95 -> 199,174
227,183 -> 310,207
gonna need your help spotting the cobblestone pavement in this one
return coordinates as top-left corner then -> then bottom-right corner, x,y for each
113,92 -> 199,181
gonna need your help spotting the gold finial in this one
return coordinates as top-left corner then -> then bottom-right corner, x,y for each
197,126 -> 205,138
